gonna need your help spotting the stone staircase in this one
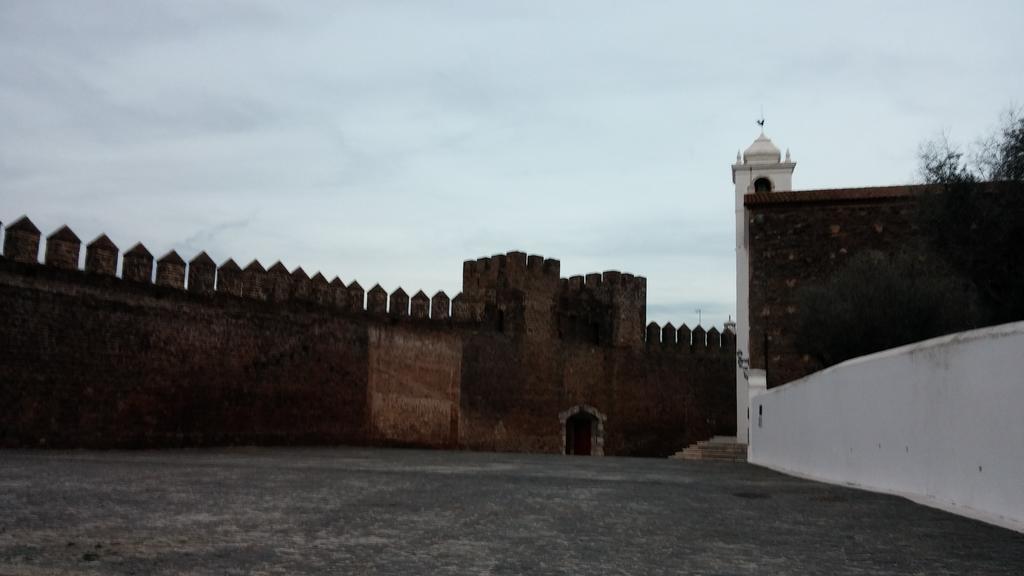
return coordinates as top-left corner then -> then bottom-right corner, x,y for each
670,436 -> 747,462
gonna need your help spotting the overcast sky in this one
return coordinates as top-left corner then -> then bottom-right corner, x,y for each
2,1 -> 1022,328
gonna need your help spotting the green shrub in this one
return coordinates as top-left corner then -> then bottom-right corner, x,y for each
795,249 -> 985,367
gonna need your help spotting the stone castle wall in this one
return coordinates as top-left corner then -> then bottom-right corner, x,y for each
744,186 -> 928,388
0,260 -> 371,448
0,216 -> 735,456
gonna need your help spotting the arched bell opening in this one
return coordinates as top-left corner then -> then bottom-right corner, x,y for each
753,177 -> 773,193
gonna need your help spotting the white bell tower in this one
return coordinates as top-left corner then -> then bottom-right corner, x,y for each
732,130 -> 796,444
733,131 -> 796,194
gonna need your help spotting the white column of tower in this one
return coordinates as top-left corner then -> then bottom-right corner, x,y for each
731,131 -> 795,444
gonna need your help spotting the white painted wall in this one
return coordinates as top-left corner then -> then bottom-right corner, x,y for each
731,133 -> 795,444
734,183 -> 750,443
749,321 -> 1024,532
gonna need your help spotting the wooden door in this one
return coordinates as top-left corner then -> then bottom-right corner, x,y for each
572,417 -> 592,455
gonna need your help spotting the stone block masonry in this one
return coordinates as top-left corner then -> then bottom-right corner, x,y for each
744,186 -> 925,388
0,216 -> 735,455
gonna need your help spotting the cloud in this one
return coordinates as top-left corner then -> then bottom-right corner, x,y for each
180,214 -> 257,257
1,0 -> 1022,331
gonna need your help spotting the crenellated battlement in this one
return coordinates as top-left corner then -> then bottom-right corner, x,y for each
188,252 -> 216,295
643,321 -> 736,354
156,250 -> 186,288
3,216 -> 41,263
458,250 -> 562,332
0,216 -> 462,324
0,215 -> 738,455
557,269 -> 647,348
45,225 -> 81,270
461,251 -> 560,305
86,234 -> 119,276
561,270 -> 646,294
1,216 -> 715,347
461,251 -> 561,283
458,250 -> 651,346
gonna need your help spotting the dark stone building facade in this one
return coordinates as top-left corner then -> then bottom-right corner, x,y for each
744,185 -> 928,388
0,216 -> 735,456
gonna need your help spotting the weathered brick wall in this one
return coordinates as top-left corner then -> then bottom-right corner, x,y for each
367,323 -> 461,447
458,334 -> 559,453
610,346 -> 736,456
455,334 -> 735,457
0,222 -> 736,456
0,260 -> 370,448
746,190 -> 924,388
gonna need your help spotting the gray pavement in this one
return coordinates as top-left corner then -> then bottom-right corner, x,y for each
0,447 -> 1022,575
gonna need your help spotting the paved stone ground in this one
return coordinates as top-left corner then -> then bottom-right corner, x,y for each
1,448 -> 1022,575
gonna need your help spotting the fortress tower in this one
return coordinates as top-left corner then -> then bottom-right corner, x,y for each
732,131 -> 796,443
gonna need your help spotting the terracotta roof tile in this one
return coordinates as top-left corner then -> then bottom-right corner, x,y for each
744,184 -> 936,206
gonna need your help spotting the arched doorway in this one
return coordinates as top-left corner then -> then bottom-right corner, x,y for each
558,405 -> 607,456
566,412 -> 594,455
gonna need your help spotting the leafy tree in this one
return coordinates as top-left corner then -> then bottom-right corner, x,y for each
796,250 -> 984,367
917,108 -> 1024,322
793,109 -> 1023,369
919,108 -> 1024,183
798,109 -> 1024,369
